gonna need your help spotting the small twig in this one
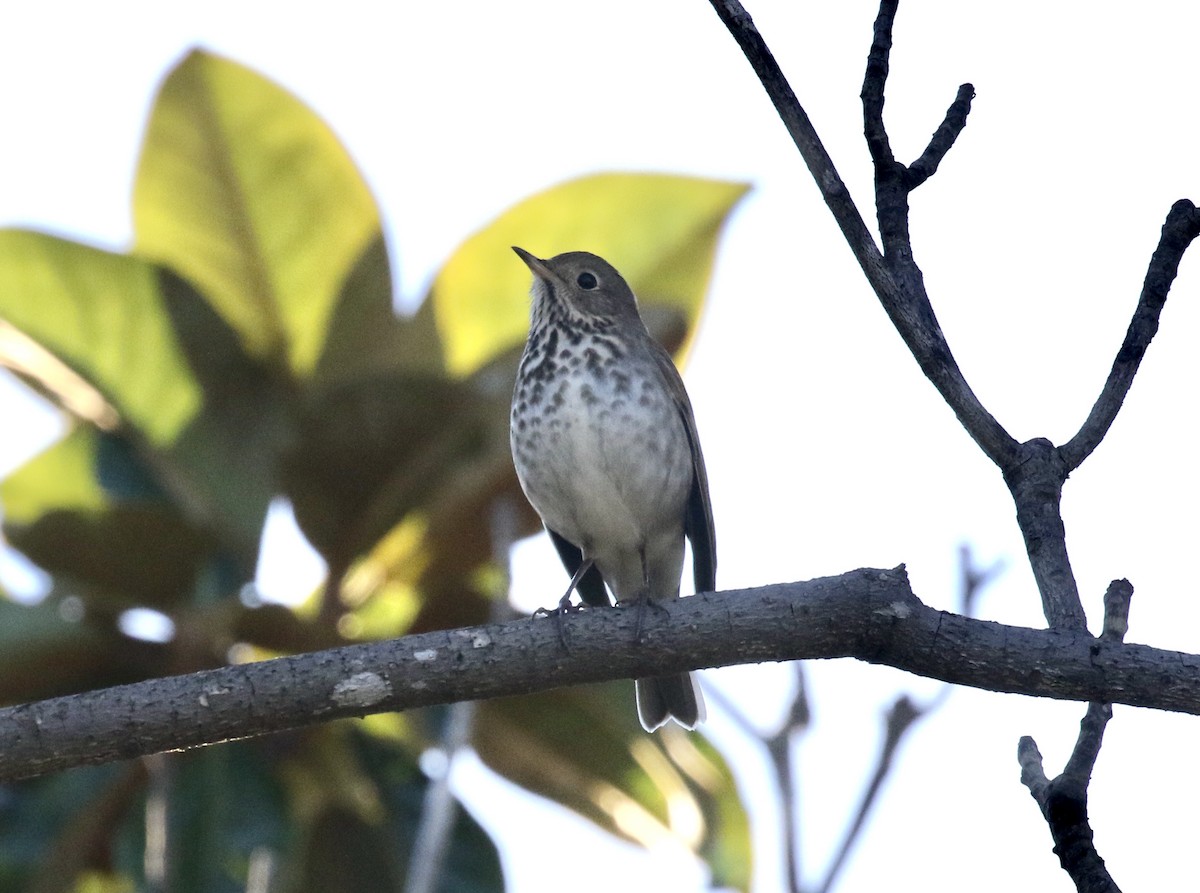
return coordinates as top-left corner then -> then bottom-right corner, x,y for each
818,545 -> 996,891
1018,709 -> 1119,893
1061,200 -> 1200,471
706,665 -> 809,893
861,0 -> 898,172
143,753 -> 170,893
775,666 -> 810,893
1100,579 -> 1133,644
957,542 -> 1005,617
817,695 -> 922,893
403,699 -> 476,893
907,84 -> 976,189
1019,580 -> 1133,893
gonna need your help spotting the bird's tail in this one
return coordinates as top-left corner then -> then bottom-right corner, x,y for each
635,672 -> 706,732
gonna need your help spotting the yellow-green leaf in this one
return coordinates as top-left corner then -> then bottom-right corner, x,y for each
474,687 -> 751,890
0,231 -> 201,445
431,172 -> 749,375
133,49 -> 380,375
0,427 -> 105,523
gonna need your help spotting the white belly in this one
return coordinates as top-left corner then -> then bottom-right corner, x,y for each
512,369 -> 693,599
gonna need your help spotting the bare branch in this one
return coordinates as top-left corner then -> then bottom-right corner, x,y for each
817,695 -> 922,893
1003,439 -> 1088,630
4,568 -> 1200,782
705,0 -> 890,293
907,84 -> 976,189
861,0 -> 898,173
1061,199 -> 1200,470
708,661 -> 809,893
1019,703 -> 1121,893
1100,578 -> 1133,644
711,0 -> 1017,468
1020,580 -> 1133,893
859,4 -> 1018,467
957,542 -> 1005,616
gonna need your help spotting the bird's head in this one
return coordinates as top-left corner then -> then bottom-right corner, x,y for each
513,247 -> 642,325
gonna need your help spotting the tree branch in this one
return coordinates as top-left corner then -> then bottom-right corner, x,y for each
817,694 -> 921,893
1019,580 -> 1134,893
858,0 -> 1018,468
907,84 -> 975,190
4,568 -> 1200,782
704,0 -> 891,295
711,0 -> 1017,467
1003,439 -> 1088,631
1061,199 -> 1200,471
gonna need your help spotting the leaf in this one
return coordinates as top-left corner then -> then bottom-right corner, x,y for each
473,685 -> 751,890
0,230 -> 201,445
282,373 -> 486,574
133,49 -> 380,375
109,745 -> 291,893
430,172 -> 749,375
281,725 -> 502,893
313,233 -> 446,386
1,428 -> 219,610
156,267 -> 290,562
0,424 -> 105,522
0,596 -> 164,704
0,763 -> 140,891
349,728 -> 504,893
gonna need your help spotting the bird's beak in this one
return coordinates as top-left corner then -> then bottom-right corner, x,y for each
512,246 -> 552,281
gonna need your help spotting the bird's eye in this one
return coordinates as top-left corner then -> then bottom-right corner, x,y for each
577,271 -> 598,290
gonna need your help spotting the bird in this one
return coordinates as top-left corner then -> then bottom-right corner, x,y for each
509,246 -> 716,731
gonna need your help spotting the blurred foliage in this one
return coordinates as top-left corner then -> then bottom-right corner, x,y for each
0,48 -> 749,892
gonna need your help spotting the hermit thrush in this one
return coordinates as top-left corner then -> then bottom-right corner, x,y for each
509,247 -> 716,731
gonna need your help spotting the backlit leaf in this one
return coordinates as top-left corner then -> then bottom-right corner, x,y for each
431,172 -> 748,375
474,685 -> 751,890
0,231 -> 201,444
133,49 -> 380,375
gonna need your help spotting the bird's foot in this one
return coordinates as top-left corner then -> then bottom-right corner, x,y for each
618,593 -> 670,642
533,592 -> 584,649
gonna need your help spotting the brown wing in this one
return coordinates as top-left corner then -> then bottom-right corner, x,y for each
651,346 -> 716,593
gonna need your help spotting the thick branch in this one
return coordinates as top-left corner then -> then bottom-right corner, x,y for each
1003,439 -> 1087,630
3,568 -> 1200,782
1061,199 -> 1200,470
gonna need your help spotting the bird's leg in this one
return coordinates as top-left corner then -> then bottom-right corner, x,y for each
533,557 -> 595,649
624,549 -> 669,642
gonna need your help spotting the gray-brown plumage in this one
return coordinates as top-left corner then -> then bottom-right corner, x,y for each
509,247 -> 715,731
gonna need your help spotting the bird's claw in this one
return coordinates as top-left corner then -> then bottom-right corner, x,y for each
533,597 -> 584,649
617,594 -> 670,642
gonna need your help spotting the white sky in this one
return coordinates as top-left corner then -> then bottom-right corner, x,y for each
2,2 -> 1200,891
